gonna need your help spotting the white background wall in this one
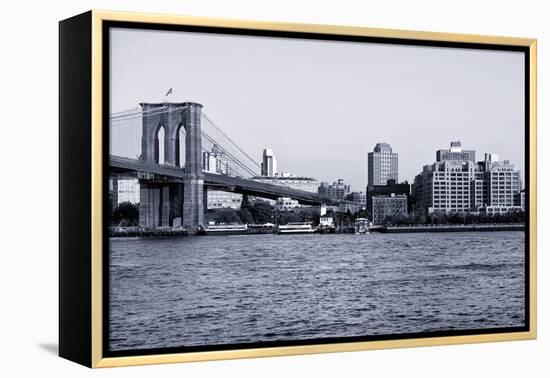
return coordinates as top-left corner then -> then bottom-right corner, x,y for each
1,0 -> 547,376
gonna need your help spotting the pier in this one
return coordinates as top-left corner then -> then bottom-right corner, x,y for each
381,223 -> 525,233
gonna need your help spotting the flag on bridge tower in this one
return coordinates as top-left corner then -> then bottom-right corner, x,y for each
165,87 -> 173,97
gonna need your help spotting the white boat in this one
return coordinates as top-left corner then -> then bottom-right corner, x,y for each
277,222 -> 316,234
204,224 -> 248,235
354,218 -> 370,235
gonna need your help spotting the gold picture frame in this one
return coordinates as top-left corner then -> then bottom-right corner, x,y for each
59,10 -> 537,368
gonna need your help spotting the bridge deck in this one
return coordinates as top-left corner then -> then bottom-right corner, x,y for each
109,155 -> 341,205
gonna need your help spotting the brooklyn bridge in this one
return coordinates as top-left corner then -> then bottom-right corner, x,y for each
109,102 -> 344,233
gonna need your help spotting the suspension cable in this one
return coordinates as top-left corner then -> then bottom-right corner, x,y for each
201,113 -> 261,169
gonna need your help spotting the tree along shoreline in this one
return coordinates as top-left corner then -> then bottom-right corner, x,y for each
109,200 -> 526,228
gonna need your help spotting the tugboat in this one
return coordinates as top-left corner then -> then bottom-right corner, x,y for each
354,218 -> 370,235
277,222 -> 316,235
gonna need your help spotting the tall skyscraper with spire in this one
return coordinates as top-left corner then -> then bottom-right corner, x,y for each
261,148 -> 277,177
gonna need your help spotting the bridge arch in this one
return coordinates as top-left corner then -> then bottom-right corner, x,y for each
139,103 -> 165,163
176,124 -> 186,168
156,125 -> 165,164
140,102 -> 189,166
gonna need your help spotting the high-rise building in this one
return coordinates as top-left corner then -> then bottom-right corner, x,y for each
479,154 -> 522,214
372,194 -> 408,224
203,152 -> 218,174
414,160 -> 481,214
413,142 -> 522,215
261,148 -> 277,177
368,143 -> 398,189
318,179 -> 351,200
203,145 -> 231,175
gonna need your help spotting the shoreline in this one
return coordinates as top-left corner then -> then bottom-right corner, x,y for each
380,223 -> 524,233
109,223 -> 525,238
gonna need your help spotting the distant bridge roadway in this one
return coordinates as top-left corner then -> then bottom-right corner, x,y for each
109,155 -> 342,206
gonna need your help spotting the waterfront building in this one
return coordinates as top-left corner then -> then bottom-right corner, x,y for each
261,148 -> 277,177
372,193 -> 408,224
368,143 -> 398,189
206,190 -> 243,210
366,179 -> 411,213
413,155 -> 483,214
481,154 -> 522,209
319,215 -> 335,227
413,142 -> 522,215
318,179 -> 351,200
275,197 -> 300,211
112,177 -> 140,205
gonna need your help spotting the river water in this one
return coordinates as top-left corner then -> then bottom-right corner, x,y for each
109,232 -> 525,351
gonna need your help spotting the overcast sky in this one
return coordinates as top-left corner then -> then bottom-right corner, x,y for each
110,27 -> 525,191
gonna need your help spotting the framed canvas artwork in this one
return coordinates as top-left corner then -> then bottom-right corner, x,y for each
59,10 -> 537,368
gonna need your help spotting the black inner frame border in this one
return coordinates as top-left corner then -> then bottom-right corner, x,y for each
101,20 -> 531,359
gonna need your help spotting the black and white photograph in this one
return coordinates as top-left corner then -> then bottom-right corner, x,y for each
105,23 -> 529,355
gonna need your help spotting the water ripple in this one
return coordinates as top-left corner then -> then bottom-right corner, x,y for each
109,231 -> 525,351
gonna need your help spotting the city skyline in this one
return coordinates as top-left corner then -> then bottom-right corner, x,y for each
414,141 -> 523,215
260,141 -> 524,193
111,27 -> 525,191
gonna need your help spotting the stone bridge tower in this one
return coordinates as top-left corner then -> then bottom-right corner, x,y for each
138,102 -> 204,233
181,103 -> 204,231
